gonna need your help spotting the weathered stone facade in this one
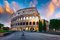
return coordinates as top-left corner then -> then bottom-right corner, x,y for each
11,7 -> 40,32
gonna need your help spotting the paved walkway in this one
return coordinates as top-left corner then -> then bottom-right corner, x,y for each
0,32 -> 60,40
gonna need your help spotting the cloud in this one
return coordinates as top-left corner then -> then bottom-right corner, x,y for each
0,6 -> 4,14
30,1 -> 35,7
12,1 -> 20,12
29,0 -> 38,7
0,13 -> 11,27
55,13 -> 60,18
46,2 -> 55,18
51,0 -> 60,7
4,0 -> 13,14
1,21 -> 11,27
33,0 -> 38,6
46,0 -> 60,19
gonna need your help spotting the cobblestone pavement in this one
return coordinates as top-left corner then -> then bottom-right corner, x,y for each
0,32 -> 60,40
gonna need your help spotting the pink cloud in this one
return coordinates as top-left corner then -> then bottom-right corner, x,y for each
46,0 -> 60,19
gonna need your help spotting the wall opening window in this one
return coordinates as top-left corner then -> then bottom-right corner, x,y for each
19,18 -> 20,20
33,22 -> 35,25
26,22 -> 28,25
18,23 -> 19,25
29,17 -> 32,19
26,17 -> 28,20
18,13 -> 20,14
21,18 -> 22,20
20,22 -> 22,25
37,22 -> 38,25
23,11 -> 25,13
15,23 -> 17,25
23,17 -> 25,20
29,22 -> 32,25
33,16 -> 35,18
11,24 -> 13,26
23,22 -> 25,25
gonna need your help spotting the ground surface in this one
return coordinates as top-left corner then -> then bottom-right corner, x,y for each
0,31 -> 60,40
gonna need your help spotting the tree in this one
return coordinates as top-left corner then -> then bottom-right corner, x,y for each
38,20 -> 42,32
0,23 -> 4,29
3,27 -> 9,30
43,20 -> 46,32
49,19 -> 60,32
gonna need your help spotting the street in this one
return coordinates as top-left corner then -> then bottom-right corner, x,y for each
0,32 -> 60,40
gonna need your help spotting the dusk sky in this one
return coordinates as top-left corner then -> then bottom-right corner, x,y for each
0,0 -> 60,27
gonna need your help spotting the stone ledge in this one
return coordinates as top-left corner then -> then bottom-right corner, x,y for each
0,33 -> 5,37
0,31 -> 16,37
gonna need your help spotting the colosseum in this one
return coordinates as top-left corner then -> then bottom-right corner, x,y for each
11,7 -> 40,32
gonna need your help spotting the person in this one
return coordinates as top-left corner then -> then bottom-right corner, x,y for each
22,29 -> 25,36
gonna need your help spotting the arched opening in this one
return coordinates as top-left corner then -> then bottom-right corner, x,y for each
30,27 -> 34,32
33,22 -> 35,25
37,22 -> 38,25
26,17 -> 28,20
21,18 -> 22,20
29,22 -> 32,25
20,22 -> 22,25
26,22 -> 28,25
23,22 -> 25,25
29,17 -> 32,19
23,17 -> 25,20
18,23 -> 19,25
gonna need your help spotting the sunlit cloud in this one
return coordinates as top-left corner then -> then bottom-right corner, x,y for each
46,2 -> 55,18
46,0 -> 60,19
4,0 -> 13,14
0,6 -> 4,14
52,0 -> 60,7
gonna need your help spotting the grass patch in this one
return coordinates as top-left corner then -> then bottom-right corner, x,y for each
0,30 -> 10,33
